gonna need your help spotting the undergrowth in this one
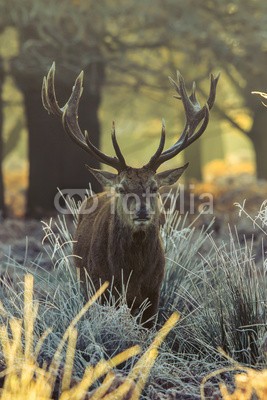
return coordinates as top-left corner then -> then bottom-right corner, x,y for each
0,191 -> 266,399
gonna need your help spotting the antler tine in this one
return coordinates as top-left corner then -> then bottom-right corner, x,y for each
43,63 -> 127,172
42,62 -> 63,117
145,72 -> 219,171
111,121 -> 127,168
62,71 -> 92,153
41,77 -> 50,113
252,91 -> 267,108
171,72 -> 220,111
149,105 -> 210,171
189,81 -> 197,103
207,72 -> 220,110
143,120 -> 166,169
62,73 -> 125,171
177,104 -> 210,149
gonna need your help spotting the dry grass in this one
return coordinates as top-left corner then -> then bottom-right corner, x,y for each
201,362 -> 267,400
0,274 -> 179,400
0,190 -> 266,399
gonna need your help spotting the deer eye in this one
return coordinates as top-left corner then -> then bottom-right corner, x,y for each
117,186 -> 126,194
151,186 -> 158,193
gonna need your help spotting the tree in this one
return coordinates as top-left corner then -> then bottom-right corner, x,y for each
2,0 -> 267,218
11,62 -> 103,216
163,0 -> 267,178
1,0 -> 179,215
204,0 -> 267,179
3,1 -> 107,216
0,58 -> 5,217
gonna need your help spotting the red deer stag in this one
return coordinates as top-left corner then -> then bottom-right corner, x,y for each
42,63 -> 219,327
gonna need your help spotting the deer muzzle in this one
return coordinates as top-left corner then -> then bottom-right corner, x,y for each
133,206 -> 151,224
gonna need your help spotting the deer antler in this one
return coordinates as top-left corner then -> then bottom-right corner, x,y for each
144,71 -> 220,171
42,62 -> 127,172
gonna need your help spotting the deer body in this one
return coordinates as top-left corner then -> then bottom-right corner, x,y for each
75,190 -> 165,323
42,63 -> 219,327
74,167 -> 173,326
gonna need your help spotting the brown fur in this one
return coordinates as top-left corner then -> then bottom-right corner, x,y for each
75,193 -> 165,327
73,166 -> 188,328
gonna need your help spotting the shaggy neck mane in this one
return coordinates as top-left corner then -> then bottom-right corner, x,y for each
108,211 -> 161,275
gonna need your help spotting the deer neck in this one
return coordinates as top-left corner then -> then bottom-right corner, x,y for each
107,210 -> 161,274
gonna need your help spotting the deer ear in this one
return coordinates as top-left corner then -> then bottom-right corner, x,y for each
156,163 -> 189,187
86,165 -> 117,187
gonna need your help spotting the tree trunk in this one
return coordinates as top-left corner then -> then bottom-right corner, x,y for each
248,106 -> 267,180
184,139 -> 202,182
0,58 -> 5,218
12,66 -> 103,217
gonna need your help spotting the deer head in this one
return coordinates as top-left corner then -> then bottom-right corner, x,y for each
42,63 -> 219,229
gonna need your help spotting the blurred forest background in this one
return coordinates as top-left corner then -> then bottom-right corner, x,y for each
0,0 -> 266,218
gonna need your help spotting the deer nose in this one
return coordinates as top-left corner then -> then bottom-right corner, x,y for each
136,206 -> 149,220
